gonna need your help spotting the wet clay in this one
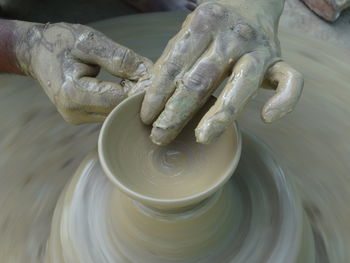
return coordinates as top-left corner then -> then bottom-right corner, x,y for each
0,13 -> 350,262
137,0 -> 304,145
12,20 -> 152,124
99,93 -> 240,208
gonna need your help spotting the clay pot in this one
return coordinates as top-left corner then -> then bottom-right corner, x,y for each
98,93 -> 242,210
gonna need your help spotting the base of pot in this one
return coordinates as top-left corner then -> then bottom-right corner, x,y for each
45,132 -> 316,263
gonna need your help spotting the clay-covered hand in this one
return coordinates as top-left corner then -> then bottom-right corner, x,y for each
15,22 -> 152,124
138,0 -> 303,145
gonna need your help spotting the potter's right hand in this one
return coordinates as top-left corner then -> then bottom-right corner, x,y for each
14,21 -> 152,124
138,0 -> 303,145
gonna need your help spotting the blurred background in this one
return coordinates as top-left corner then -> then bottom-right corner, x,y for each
0,0 -> 349,50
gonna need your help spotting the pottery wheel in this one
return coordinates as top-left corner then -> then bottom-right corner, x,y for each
45,133 -> 314,263
0,12 -> 349,262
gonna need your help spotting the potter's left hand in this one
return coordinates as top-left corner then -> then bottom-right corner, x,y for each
15,22 -> 152,124
138,0 -> 303,145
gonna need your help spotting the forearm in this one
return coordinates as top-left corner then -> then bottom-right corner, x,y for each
0,19 -> 37,75
0,19 -> 21,74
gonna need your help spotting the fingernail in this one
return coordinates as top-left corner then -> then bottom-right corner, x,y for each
195,120 -> 225,144
150,127 -> 176,146
138,58 -> 153,75
133,63 -> 147,78
131,60 -> 152,80
262,109 -> 284,123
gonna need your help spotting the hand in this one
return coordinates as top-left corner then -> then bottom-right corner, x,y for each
16,22 -> 152,124
138,0 -> 303,145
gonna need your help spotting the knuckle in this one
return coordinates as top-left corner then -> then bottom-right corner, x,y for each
240,53 -> 266,75
114,47 -> 131,67
183,63 -> 221,92
184,72 -> 211,93
75,29 -> 108,55
76,26 -> 97,42
247,54 -> 262,69
224,104 -> 237,116
191,3 -> 228,31
196,3 -> 227,20
187,73 -> 205,86
232,22 -> 256,41
165,59 -> 182,78
215,39 -> 239,58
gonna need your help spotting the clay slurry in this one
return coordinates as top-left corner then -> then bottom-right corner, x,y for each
150,141 -> 199,177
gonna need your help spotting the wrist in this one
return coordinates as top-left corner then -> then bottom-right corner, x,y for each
0,19 -> 44,76
0,19 -> 23,74
12,20 -> 44,77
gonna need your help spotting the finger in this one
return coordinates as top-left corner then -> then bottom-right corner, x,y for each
71,28 -> 152,80
195,52 -> 268,144
261,61 -> 303,123
150,47 -> 228,145
59,61 -> 128,124
140,11 -> 215,125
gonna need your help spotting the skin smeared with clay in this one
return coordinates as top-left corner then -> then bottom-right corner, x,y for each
137,0 -> 304,145
301,0 -> 350,21
6,20 -> 152,124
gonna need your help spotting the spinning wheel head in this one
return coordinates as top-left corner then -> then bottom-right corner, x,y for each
99,93 -> 241,209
